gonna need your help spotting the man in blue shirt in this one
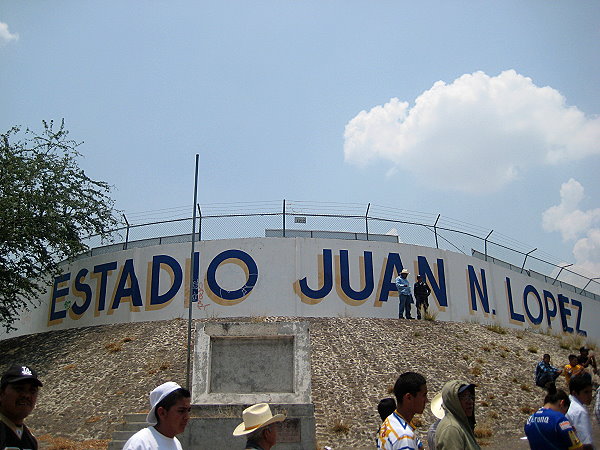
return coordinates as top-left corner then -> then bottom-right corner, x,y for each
395,269 -> 413,319
535,354 -> 562,388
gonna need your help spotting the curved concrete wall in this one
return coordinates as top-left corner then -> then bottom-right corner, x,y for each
3,237 -> 599,340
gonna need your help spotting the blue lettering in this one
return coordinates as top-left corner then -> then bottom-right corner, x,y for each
298,249 -> 333,300
93,261 -> 118,312
378,253 -> 405,303
71,269 -> 92,316
570,299 -> 586,336
543,290 -> 557,328
417,256 -> 448,307
506,277 -> 524,322
49,273 -> 70,323
150,255 -> 183,306
557,294 -> 574,333
207,249 -> 258,301
111,259 -> 143,310
340,250 -> 374,301
523,285 -> 543,325
467,266 -> 490,313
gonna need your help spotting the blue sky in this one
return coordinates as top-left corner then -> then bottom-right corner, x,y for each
1,1 -> 599,282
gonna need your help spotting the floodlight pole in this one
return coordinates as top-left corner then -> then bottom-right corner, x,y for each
186,154 -> 200,391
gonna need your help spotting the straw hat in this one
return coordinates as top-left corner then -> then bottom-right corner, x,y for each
400,269 -> 409,275
232,403 -> 286,436
430,392 -> 445,419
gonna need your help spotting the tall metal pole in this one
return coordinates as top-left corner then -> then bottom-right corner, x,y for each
186,154 -> 200,391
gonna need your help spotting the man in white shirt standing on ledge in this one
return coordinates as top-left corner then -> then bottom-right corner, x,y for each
566,375 -> 594,450
123,381 -> 191,450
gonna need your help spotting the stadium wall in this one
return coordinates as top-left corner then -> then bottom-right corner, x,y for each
3,237 -> 599,341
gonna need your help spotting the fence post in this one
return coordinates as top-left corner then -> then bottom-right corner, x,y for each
365,203 -> 371,241
122,214 -> 130,250
282,199 -> 286,237
552,263 -> 572,285
197,204 -> 202,241
433,214 -> 441,249
580,277 -> 599,294
484,230 -> 493,261
520,248 -> 537,274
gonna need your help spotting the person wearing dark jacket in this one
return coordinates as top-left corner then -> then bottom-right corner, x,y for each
413,275 -> 431,320
435,380 -> 481,450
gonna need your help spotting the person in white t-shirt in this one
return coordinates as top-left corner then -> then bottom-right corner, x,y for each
123,381 -> 191,450
566,375 -> 594,450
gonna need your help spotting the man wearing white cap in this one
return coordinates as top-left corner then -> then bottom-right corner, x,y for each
233,403 -> 286,450
123,381 -> 191,450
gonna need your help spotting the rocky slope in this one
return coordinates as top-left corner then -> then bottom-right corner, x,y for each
0,317 -> 597,449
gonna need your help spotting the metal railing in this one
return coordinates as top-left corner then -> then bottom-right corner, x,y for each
82,200 -> 600,300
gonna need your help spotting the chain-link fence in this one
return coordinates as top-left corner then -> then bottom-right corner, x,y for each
82,200 -> 600,301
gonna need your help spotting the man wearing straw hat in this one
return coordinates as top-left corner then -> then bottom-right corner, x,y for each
233,403 -> 286,450
123,381 -> 191,450
395,268 -> 414,319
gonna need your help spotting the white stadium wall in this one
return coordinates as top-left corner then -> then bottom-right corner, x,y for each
3,237 -> 599,341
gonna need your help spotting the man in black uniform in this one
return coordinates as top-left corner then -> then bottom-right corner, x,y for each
413,275 -> 432,320
0,365 -> 43,450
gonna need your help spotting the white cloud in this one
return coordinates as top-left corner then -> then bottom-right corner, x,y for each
0,22 -> 19,46
344,70 -> 600,193
543,179 -> 600,278
541,178 -> 600,241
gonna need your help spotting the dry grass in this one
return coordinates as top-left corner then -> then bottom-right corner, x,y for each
84,416 -> 102,424
470,366 -> 482,376
527,346 -> 538,353
423,310 -> 438,321
104,342 -> 122,353
520,406 -> 536,415
474,425 -> 493,438
520,384 -> 532,392
331,419 -> 350,433
485,323 -> 507,335
38,435 -> 109,450
62,364 -> 76,371
559,334 -> 585,351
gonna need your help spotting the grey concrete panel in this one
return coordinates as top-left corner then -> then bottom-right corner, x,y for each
210,336 -> 294,393
192,321 -> 311,405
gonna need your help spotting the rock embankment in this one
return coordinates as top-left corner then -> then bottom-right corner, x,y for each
0,317 -> 597,449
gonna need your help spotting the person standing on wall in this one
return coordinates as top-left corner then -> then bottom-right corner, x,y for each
395,269 -> 414,320
413,275 -> 432,320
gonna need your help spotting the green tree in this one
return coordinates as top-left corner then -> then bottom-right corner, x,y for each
0,120 -> 119,330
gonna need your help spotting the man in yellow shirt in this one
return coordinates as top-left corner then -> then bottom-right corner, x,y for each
564,354 -> 585,385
